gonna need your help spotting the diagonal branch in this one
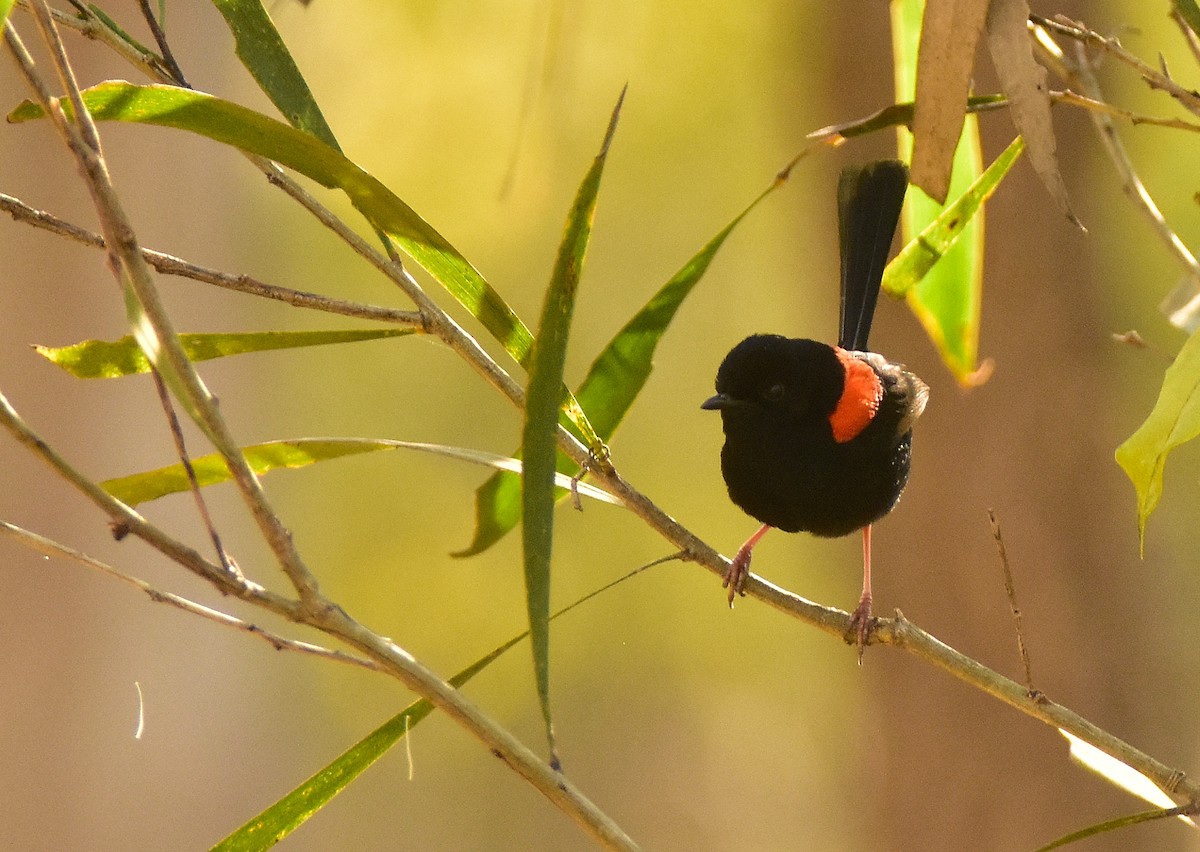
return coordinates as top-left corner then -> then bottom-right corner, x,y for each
10,4 -> 324,606
0,191 -> 425,325
0,521 -> 381,671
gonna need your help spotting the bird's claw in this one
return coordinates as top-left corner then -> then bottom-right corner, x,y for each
847,592 -> 874,664
722,547 -> 752,607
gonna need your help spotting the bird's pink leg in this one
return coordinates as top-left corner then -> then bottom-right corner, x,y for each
847,524 -> 874,662
724,523 -> 771,606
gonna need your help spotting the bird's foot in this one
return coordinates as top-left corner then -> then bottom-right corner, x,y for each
847,591 -> 874,664
722,546 -> 752,607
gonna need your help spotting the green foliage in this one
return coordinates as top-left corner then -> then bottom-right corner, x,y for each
520,89 -> 624,758
883,135 -> 1023,306
891,0 -> 986,385
35,329 -> 414,379
209,0 -> 340,148
99,438 -> 621,508
1116,327 -> 1200,552
457,173 -> 789,556
9,82 -> 599,447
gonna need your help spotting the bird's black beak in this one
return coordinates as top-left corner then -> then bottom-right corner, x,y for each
701,393 -> 733,411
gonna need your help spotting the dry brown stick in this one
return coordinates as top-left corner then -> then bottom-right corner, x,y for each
988,509 -> 1035,696
1034,14 -> 1200,116
1030,21 -> 1200,325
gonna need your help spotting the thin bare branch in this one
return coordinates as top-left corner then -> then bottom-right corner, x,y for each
10,2 -> 1199,839
135,0 -> 187,86
0,521 -> 380,671
13,4 -> 325,606
988,509 -> 1035,696
1051,88 -> 1200,133
1029,22 -> 1200,327
1170,8 -> 1200,69
0,192 -> 425,325
1034,14 -> 1200,116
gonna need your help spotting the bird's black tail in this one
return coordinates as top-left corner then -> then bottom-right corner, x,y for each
837,160 -> 909,352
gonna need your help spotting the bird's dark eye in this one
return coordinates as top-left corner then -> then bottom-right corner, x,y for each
763,383 -> 785,403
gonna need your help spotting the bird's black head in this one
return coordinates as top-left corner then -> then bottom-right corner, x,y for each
701,334 -> 844,420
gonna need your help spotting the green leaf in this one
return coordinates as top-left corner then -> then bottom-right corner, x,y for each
213,640 -> 510,851
101,437 -> 623,507
0,0 -> 15,29
1175,0 -> 1200,39
807,93 -> 1007,142
456,172 -> 788,557
212,555 -> 665,850
891,0 -> 987,385
209,0 -> 339,149
883,135 -> 1023,346
1033,807 -> 1189,852
1115,328 -> 1200,553
521,89 -> 623,761
9,82 -> 598,447
35,329 -> 414,379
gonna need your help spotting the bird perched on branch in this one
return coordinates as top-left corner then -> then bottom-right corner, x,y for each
702,159 -> 928,658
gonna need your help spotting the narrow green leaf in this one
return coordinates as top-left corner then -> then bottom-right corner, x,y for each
521,89 -> 624,760
883,135 -> 1023,307
209,0 -> 339,149
101,438 -> 623,507
214,640 -> 512,851
1115,328 -> 1200,553
1176,0 -> 1200,39
0,0 -> 16,28
892,0 -> 987,385
35,329 -> 414,379
213,555 -> 666,850
1033,807 -> 1190,852
456,174 -> 787,557
807,93 -> 1007,142
9,83 -> 599,447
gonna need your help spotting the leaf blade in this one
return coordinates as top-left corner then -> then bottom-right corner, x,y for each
520,89 -> 624,759
209,0 -> 340,149
212,554 -> 661,850
883,136 -> 1023,306
1115,327 -> 1200,552
892,0 -> 988,385
100,438 -> 623,507
985,0 -> 1077,224
9,82 -> 599,445
35,329 -> 415,379
457,162 -> 788,556
909,0 -> 990,202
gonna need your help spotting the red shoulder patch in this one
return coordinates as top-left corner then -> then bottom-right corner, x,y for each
830,348 -> 883,443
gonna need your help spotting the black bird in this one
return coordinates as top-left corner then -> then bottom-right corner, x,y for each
702,160 -> 928,657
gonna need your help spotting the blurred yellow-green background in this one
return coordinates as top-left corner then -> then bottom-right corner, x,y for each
3,1 -> 1199,849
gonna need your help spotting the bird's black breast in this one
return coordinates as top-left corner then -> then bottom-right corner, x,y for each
711,337 -> 916,538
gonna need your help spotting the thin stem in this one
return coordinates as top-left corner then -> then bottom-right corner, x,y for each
12,5 -> 325,606
0,192 -> 425,325
1032,14 -> 1200,116
0,386 -> 639,850
146,363 -> 235,574
0,521 -> 381,672
135,0 -> 186,85
1029,22 -> 1200,322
